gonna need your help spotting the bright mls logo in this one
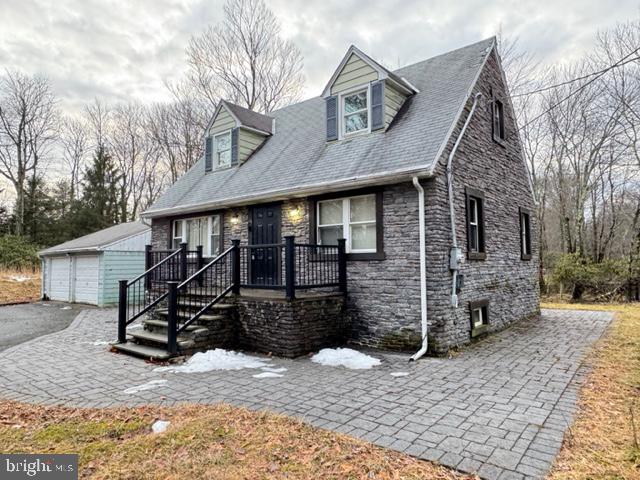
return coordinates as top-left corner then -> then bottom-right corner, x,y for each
1,455 -> 77,479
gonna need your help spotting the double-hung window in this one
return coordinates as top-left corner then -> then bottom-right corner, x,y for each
342,88 -> 369,136
214,131 -> 231,168
172,220 -> 184,249
172,214 -> 223,256
466,188 -> 486,260
519,208 -> 532,260
317,194 -> 377,254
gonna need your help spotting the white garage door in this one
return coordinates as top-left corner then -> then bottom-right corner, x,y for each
74,255 -> 100,304
49,257 -> 71,301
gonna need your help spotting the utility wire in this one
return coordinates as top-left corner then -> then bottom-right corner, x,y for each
518,47 -> 640,131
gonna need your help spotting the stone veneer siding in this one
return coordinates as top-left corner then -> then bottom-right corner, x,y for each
149,48 -> 539,355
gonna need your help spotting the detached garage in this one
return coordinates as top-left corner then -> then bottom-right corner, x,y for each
39,222 -> 151,306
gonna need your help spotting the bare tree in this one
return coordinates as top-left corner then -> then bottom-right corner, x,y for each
59,116 -> 88,200
186,0 -> 304,113
0,70 -> 57,234
148,80 -> 208,182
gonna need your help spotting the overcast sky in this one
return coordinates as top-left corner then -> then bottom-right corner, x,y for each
1,0 -> 639,117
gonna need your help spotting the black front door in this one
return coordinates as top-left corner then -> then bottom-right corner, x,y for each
249,203 -> 281,285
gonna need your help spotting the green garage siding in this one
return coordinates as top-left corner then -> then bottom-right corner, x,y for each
99,251 -> 146,306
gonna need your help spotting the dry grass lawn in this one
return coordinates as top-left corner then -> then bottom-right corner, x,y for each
0,268 -> 40,305
0,401 -> 472,479
543,302 -> 640,479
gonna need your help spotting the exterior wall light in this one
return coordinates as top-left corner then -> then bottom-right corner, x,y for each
289,206 -> 302,223
231,214 -> 240,225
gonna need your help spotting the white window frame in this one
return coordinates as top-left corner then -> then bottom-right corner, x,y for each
472,306 -> 485,328
317,194 -> 376,254
213,130 -> 232,169
469,198 -> 479,253
172,220 -> 184,250
173,215 -> 222,256
339,84 -> 371,139
209,214 -> 222,257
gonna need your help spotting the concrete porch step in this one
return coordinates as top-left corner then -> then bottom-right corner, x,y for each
112,341 -> 173,360
143,319 -> 207,333
154,309 -> 226,322
129,330 -> 194,349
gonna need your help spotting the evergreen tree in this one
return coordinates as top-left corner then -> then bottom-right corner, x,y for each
77,146 -> 121,233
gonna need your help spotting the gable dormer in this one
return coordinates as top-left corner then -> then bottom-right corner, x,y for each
322,46 -> 418,141
204,100 -> 273,172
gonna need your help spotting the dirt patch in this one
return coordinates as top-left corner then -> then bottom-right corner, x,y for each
0,269 -> 40,305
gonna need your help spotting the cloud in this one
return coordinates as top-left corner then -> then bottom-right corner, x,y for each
0,0 -> 637,116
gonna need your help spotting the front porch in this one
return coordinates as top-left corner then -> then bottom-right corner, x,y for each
113,236 -> 348,359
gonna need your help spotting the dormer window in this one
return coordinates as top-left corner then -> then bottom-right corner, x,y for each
214,131 -> 232,168
342,87 -> 369,136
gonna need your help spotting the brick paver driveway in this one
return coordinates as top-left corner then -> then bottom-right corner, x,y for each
0,308 -> 612,480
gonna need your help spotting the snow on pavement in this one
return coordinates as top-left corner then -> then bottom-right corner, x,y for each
123,379 -> 168,394
154,349 -> 272,373
252,372 -> 284,378
311,348 -> 381,370
390,371 -> 410,377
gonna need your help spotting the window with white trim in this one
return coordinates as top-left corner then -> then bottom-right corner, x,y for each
214,131 -> 231,168
172,214 -> 222,256
172,220 -> 184,249
341,88 -> 369,136
317,194 -> 376,253
210,215 -> 222,257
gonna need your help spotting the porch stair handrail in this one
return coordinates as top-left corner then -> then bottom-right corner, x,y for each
117,244 -> 186,343
165,242 -> 238,354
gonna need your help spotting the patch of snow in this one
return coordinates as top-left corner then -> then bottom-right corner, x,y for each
390,371 -> 410,377
92,340 -> 110,346
154,349 -> 271,374
252,372 -> 284,378
123,379 -> 167,395
152,420 -> 170,434
127,324 -> 142,330
311,348 -> 381,370
10,275 -> 31,282
260,366 -> 287,373
60,306 -> 72,310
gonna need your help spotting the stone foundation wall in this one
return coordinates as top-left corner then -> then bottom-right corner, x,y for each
233,295 -> 347,357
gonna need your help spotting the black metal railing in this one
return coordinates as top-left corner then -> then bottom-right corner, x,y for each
165,245 -> 235,354
238,236 -> 346,300
117,246 -> 182,343
117,236 -> 347,352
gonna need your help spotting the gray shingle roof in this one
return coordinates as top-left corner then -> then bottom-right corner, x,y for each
223,101 -> 273,134
39,221 -> 150,255
145,37 -> 495,217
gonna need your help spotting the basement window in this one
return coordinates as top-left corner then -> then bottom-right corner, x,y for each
520,208 -> 532,260
470,300 -> 489,338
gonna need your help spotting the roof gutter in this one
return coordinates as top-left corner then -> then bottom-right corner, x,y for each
142,165 -> 435,219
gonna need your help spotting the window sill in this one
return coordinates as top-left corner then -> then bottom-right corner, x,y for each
492,134 -> 507,147
347,252 -> 385,261
521,254 -> 532,261
467,251 -> 486,261
471,324 -> 489,338
206,165 -> 235,173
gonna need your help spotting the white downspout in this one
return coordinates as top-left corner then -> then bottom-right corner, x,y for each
447,92 -> 483,308
411,176 -> 428,361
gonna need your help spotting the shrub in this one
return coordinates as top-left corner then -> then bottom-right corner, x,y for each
550,253 -> 632,300
0,235 -> 40,270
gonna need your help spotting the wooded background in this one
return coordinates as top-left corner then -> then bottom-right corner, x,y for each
0,0 -> 638,300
